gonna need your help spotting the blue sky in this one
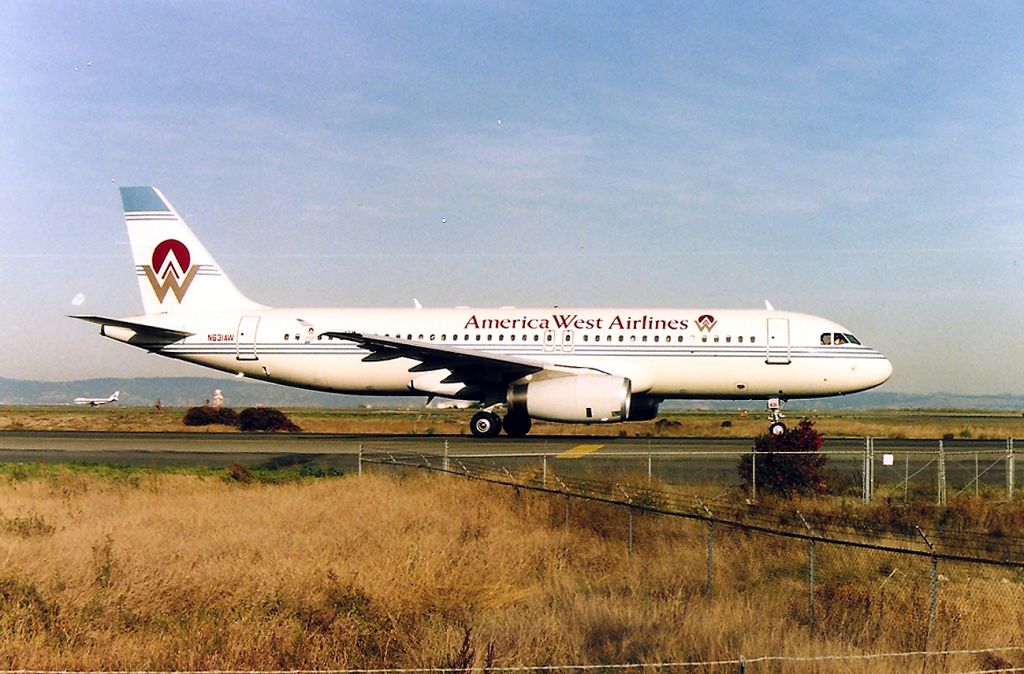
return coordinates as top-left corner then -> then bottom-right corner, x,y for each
1,1 -> 1022,394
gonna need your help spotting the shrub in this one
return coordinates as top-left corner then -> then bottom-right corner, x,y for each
183,406 -> 238,427
237,407 -> 301,432
737,419 -> 829,497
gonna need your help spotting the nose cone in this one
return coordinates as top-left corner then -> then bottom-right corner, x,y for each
863,354 -> 893,390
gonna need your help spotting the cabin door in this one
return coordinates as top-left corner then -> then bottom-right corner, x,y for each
236,316 -> 260,361
765,318 -> 791,364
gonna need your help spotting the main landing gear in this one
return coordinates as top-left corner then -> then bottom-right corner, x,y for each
469,410 -> 533,438
767,397 -> 787,436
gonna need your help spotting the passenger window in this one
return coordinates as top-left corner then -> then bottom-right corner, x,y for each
476,335 -> 481,341
821,333 -> 832,346
713,335 -> 720,343
726,336 -> 732,343
642,335 -> 648,343
630,335 -> 636,342
619,335 -> 624,342
701,335 -> 708,343
738,336 -> 743,343
284,334 -> 289,340
750,336 -> 756,344
653,335 -> 659,343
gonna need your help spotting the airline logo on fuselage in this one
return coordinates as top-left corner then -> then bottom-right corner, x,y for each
142,239 -> 198,303
695,314 -> 717,332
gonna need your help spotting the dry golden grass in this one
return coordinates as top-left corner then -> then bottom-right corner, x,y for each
5,405 -> 1024,439
1,468 -> 1022,671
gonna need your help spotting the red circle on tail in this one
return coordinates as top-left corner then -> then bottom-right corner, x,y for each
152,239 -> 190,277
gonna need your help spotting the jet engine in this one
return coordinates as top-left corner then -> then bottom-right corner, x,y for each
508,375 -> 631,423
626,395 -> 661,421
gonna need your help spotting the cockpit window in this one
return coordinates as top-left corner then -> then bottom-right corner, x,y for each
823,332 -> 862,346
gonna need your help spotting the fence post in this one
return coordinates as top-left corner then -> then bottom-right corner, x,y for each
1008,438 -> 1015,501
443,439 -> 450,473
905,451 -> 910,503
699,500 -> 714,598
870,437 -> 875,501
542,454 -> 548,488
554,476 -> 570,531
358,443 -> 363,476
863,438 -> 868,503
647,453 -> 653,485
750,450 -> 757,501
975,451 -> 979,496
797,511 -> 816,631
916,526 -> 938,643
938,440 -> 947,507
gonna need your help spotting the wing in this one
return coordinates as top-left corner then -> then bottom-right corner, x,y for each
320,331 -> 545,387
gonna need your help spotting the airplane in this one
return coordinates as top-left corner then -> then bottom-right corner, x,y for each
73,390 -> 120,406
72,187 -> 893,438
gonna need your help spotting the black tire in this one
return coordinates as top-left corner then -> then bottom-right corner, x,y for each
503,413 -> 532,438
470,411 -> 502,438
769,421 -> 787,436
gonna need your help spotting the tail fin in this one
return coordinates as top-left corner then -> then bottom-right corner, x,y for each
110,391 -> 119,402
120,187 -> 264,314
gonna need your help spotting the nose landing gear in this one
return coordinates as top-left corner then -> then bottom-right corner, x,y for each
767,397 -> 787,436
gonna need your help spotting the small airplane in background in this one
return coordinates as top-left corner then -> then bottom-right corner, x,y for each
73,391 -> 120,406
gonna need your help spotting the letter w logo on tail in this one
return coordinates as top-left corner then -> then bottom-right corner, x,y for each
142,239 -> 199,303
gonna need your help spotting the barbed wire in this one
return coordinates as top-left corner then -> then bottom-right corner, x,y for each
4,645 -> 1023,674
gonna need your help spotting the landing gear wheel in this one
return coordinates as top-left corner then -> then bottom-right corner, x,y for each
503,413 -> 532,438
766,396 -> 787,436
470,411 -> 503,438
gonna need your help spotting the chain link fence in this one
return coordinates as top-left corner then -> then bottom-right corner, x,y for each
356,437 -> 1018,504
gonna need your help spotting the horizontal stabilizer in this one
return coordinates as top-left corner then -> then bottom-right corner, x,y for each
70,315 -> 193,341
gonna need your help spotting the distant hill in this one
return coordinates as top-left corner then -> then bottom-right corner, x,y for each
0,377 -> 422,408
2,377 -> 1024,411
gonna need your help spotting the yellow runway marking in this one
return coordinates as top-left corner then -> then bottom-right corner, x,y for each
556,444 -> 605,459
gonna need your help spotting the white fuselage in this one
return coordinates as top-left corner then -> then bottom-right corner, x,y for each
109,306 -> 892,401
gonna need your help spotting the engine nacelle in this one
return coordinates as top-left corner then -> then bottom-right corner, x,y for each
508,375 -> 631,423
